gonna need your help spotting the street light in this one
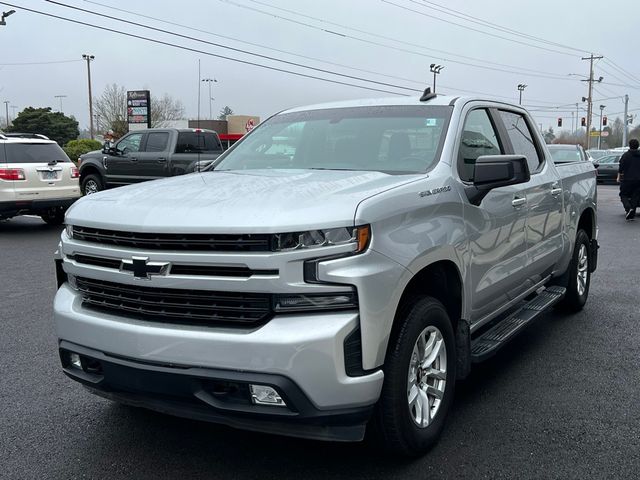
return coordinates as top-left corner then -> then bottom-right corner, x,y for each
82,54 -> 95,139
0,9 -> 16,26
598,105 -> 606,149
54,95 -> 67,113
429,64 -> 444,93
201,78 -> 217,119
517,84 -> 527,105
3,100 -> 9,128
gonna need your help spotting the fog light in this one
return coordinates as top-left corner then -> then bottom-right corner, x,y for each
69,353 -> 82,370
249,384 -> 287,407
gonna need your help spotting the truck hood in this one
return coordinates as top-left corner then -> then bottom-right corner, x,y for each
67,169 -> 422,232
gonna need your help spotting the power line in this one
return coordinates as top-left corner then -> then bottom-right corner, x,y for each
1,2 -> 410,96
602,58 -> 640,84
82,0 -> 426,87
44,0 -> 423,94
413,0 -> 589,54
221,0 -> 578,80
381,0 -> 580,57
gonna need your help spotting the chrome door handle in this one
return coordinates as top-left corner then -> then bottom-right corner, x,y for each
512,197 -> 527,207
130,157 -> 138,162
551,187 -> 563,196
157,157 -> 167,162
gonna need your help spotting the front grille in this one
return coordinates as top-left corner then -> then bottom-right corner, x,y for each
76,277 -> 273,327
72,226 -> 272,252
69,254 -> 278,278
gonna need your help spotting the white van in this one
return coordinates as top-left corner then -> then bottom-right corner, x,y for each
0,134 -> 81,224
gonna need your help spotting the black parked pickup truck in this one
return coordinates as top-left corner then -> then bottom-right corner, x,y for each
78,128 -> 223,195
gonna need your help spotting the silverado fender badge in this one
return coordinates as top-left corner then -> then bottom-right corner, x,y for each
120,256 -> 171,279
419,185 -> 451,197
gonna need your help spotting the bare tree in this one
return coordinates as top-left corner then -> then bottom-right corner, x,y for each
218,105 -> 234,120
94,84 -> 185,136
150,93 -> 185,128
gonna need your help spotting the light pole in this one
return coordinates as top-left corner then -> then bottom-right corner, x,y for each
429,64 -> 444,93
54,95 -> 67,113
517,84 -> 527,105
3,100 -> 9,128
598,105 -> 605,150
0,9 -> 16,26
201,78 -> 217,119
82,54 -> 95,139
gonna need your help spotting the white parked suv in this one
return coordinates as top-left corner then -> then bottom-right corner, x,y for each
0,134 -> 81,225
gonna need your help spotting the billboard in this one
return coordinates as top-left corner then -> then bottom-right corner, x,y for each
127,90 -> 151,129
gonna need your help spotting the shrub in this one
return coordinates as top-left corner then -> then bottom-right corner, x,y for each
63,139 -> 102,164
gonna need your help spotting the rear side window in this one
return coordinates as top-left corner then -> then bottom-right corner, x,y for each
145,132 -> 169,152
458,109 -> 502,182
4,143 -> 70,163
499,111 -> 542,173
175,132 -> 222,153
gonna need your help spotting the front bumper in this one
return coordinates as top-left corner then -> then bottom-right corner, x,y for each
54,284 -> 384,439
0,197 -> 79,217
59,341 -> 374,442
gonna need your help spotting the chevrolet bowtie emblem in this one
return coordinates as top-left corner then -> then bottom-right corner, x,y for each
120,256 -> 170,279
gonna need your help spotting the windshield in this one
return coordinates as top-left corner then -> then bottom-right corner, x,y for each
547,146 -> 581,163
598,155 -> 620,164
4,142 -> 70,163
214,106 -> 453,174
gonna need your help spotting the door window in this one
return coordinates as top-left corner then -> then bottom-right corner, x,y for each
117,133 -> 144,154
145,132 -> 169,152
458,109 -> 502,182
499,110 -> 543,173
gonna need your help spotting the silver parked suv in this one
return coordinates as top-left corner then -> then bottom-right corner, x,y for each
0,134 -> 81,224
54,93 -> 598,455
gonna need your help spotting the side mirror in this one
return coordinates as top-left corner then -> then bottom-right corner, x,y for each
592,163 -> 599,168
466,155 -> 530,205
102,142 -> 110,154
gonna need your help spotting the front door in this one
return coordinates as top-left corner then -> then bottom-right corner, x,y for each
458,108 -> 532,322
105,132 -> 145,185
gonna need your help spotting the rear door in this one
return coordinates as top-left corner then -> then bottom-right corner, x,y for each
496,110 -> 564,281
3,141 -> 80,201
132,130 -> 171,180
458,107 -> 531,322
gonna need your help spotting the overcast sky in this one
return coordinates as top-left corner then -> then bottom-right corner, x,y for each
0,0 -> 637,132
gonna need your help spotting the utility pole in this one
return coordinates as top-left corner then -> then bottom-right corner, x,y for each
430,64 -> 444,93
581,54 -> 604,150
54,94 -> 67,113
623,94 -> 630,147
571,111 -> 575,134
201,78 -> 217,119
3,100 -> 9,128
575,103 -> 579,136
517,84 -> 527,105
10,105 -> 17,121
82,54 -> 95,139
598,105 -> 605,149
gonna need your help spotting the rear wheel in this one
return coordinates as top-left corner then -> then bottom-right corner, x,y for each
372,296 -> 456,456
40,208 -> 66,226
556,229 -> 591,312
81,173 -> 104,195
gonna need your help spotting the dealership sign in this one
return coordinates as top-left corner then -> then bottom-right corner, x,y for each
127,90 -> 151,129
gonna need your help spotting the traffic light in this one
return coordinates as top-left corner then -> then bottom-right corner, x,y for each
581,117 -> 586,127
603,116 -> 608,126
557,117 -> 562,127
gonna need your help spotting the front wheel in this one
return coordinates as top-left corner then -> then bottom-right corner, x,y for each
556,229 -> 591,312
372,296 -> 456,456
40,208 -> 66,226
81,173 -> 104,196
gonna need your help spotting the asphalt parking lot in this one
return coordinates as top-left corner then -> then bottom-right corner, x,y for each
1,184 -> 639,479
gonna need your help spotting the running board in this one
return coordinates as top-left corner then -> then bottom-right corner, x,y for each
470,286 -> 566,363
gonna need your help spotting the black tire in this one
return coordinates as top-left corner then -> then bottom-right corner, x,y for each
40,209 -> 66,226
556,229 -> 591,312
372,296 -> 456,456
81,173 -> 104,196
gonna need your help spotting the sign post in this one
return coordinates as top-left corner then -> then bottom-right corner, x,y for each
127,90 -> 151,131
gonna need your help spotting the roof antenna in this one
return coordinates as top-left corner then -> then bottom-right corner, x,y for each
420,87 -> 437,102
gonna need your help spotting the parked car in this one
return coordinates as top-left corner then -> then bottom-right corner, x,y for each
586,149 -> 609,160
1,132 -> 50,140
0,134 -> 80,224
595,154 -> 622,183
54,93 -> 598,455
547,144 -> 589,163
78,128 -> 223,195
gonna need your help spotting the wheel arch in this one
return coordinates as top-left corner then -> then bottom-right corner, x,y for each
79,163 -> 104,183
577,206 -> 596,239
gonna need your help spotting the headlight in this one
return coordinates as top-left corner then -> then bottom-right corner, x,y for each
65,224 -> 73,239
273,225 -> 370,253
273,291 -> 358,312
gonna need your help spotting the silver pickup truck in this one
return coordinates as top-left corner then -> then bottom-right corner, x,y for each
53,92 -> 598,456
